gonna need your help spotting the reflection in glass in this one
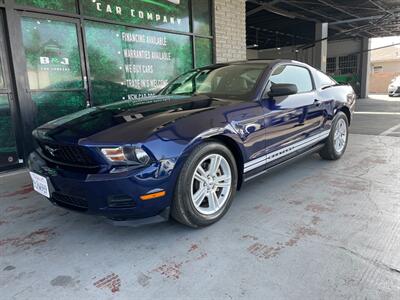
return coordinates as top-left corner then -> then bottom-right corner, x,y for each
31,91 -> 86,127
195,38 -> 213,68
193,0 -> 211,36
85,21 -> 193,106
0,58 -> 4,88
15,0 -> 77,13
21,17 -> 83,90
0,94 -> 18,166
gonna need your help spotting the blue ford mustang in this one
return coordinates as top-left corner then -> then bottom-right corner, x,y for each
28,60 -> 356,227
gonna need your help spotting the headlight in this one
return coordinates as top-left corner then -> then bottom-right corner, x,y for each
101,146 -> 151,165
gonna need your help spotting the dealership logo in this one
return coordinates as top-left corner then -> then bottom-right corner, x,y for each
40,57 -> 70,65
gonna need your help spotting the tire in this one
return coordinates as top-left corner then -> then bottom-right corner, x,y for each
171,141 -> 238,228
319,111 -> 349,160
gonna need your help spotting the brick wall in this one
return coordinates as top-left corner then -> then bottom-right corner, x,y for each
369,72 -> 400,93
213,0 -> 247,63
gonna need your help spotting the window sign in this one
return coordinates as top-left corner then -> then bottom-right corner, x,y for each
15,0 -> 77,13
85,21 -> 193,106
82,0 -> 190,32
21,17 -> 84,90
21,17 -> 87,127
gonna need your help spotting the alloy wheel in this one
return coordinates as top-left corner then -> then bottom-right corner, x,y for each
190,154 -> 232,215
334,118 -> 347,153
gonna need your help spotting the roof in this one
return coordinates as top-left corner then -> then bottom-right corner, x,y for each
247,0 -> 400,49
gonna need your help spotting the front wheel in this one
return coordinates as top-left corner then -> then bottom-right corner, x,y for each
319,111 -> 349,160
171,141 -> 238,228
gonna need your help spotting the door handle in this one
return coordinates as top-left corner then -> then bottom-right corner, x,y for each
314,99 -> 322,106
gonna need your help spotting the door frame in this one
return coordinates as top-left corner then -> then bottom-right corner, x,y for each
0,8 -> 24,171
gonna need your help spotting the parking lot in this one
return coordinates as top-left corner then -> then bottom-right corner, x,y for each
1,97 -> 399,299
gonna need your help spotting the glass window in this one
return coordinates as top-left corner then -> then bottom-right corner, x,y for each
84,21 -> 193,106
338,55 -> 358,75
82,0 -> 190,33
162,64 -> 266,98
192,0 -> 211,36
31,91 -> 86,126
0,94 -> 18,166
327,57 -> 336,74
15,0 -> 77,13
195,37 -> 213,68
21,17 -> 84,90
269,65 -> 313,93
315,71 -> 337,89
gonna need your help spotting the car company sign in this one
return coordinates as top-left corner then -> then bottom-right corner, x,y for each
83,0 -> 190,32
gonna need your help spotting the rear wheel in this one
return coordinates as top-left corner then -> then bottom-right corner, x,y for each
319,111 -> 349,160
171,141 -> 238,228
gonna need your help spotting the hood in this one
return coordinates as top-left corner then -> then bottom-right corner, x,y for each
33,95 -> 241,145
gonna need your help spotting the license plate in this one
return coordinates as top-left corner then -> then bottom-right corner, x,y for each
29,172 -> 50,198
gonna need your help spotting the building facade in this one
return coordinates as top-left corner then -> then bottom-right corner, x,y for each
369,46 -> 400,94
0,0 -> 246,171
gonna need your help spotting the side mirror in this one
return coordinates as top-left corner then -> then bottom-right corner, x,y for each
268,83 -> 298,97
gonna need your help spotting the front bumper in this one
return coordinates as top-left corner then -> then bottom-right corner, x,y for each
28,151 -> 177,219
388,86 -> 400,96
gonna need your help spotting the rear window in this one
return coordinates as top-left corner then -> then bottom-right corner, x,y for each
315,70 -> 337,89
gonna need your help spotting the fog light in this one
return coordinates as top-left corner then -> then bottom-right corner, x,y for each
108,195 -> 136,208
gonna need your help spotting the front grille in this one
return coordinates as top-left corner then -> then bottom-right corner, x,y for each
52,192 -> 88,211
39,142 -> 97,167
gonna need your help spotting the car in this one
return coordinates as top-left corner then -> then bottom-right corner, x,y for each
28,60 -> 356,228
388,76 -> 400,97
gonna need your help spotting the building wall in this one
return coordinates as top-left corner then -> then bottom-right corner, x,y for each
213,0 -> 247,62
327,39 -> 361,57
250,39 -> 361,65
370,61 -> 400,93
246,49 -> 259,60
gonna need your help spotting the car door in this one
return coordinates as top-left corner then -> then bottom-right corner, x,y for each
260,64 -> 326,159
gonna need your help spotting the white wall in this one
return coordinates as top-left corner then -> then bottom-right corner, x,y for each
327,39 -> 361,57
246,49 -> 259,59
247,38 -> 362,63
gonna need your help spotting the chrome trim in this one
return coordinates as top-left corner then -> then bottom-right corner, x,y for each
244,130 -> 330,173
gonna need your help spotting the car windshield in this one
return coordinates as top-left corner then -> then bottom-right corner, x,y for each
160,64 -> 267,98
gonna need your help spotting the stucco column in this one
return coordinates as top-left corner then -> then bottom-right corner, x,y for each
213,0 -> 247,63
360,37 -> 371,98
313,22 -> 328,72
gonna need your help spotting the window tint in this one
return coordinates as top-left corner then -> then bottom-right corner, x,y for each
269,65 -> 313,93
315,71 -> 337,89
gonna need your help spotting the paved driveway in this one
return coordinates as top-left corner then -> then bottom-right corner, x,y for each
351,95 -> 400,137
1,134 -> 399,299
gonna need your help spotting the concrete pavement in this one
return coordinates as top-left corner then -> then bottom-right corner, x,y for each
1,134 -> 400,299
351,95 -> 400,137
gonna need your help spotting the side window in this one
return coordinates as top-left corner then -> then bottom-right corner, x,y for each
267,65 -> 313,94
315,70 -> 337,89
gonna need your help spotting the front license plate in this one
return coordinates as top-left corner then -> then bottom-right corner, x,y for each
29,172 -> 50,198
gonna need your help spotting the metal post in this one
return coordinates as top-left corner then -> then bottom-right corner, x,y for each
360,37 -> 370,99
314,22 -> 328,72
